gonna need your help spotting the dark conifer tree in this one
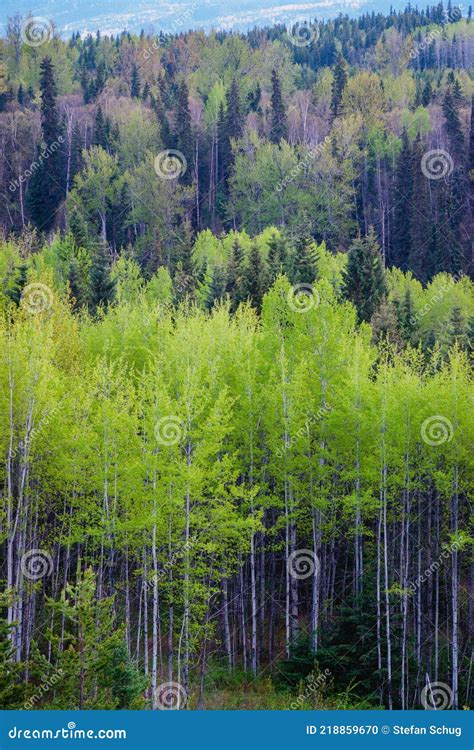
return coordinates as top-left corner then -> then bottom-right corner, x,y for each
395,287 -> 417,345
443,87 -> 464,157
241,243 -> 268,311
267,232 -> 289,279
206,265 -> 227,310
93,105 -> 111,150
293,240 -> 318,284
421,79 -> 432,106
225,237 -> 246,309
94,63 -> 106,99
175,80 -> 193,178
151,92 -> 172,148
270,69 -> 287,143
330,54 -> 347,120
247,83 -> 262,114
26,57 -> 64,231
447,306 -> 467,348
468,95 -> 474,265
343,227 -> 387,323
408,136 -> 432,282
142,81 -> 150,101
219,80 -> 244,190
90,241 -> 116,311
130,63 -> 141,98
391,130 -> 413,270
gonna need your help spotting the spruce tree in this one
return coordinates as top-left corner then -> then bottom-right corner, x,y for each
152,92 -> 173,148
391,130 -> 413,270
130,63 -> 141,98
142,81 -> 150,101
247,83 -> 262,114
26,58 -> 64,230
89,241 -> 116,311
220,80 -> 244,188
267,232 -> 288,280
395,288 -> 418,346
293,240 -> 318,284
343,227 -> 387,323
175,80 -> 193,178
443,87 -> 464,157
241,243 -> 268,311
330,54 -> 347,120
468,95 -> 474,251
421,79 -> 432,106
93,105 -> 111,151
408,136 -> 432,282
270,69 -> 287,144
447,306 -> 467,349
225,237 -> 246,309
70,123 -> 83,183
206,265 -> 227,310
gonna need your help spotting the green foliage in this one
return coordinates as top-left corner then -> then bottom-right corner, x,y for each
0,596 -> 24,708
44,569 -> 146,709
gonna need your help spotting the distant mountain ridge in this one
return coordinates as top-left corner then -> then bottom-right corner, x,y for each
2,0 -> 402,37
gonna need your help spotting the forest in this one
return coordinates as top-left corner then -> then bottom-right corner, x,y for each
0,3 -> 473,712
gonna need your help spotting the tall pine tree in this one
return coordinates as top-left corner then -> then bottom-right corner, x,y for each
270,70 -> 287,144
26,58 -> 64,230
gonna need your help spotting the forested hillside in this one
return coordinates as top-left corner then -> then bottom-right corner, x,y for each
0,4 -> 473,712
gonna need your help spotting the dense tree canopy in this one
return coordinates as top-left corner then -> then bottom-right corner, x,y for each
0,3 -> 473,713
